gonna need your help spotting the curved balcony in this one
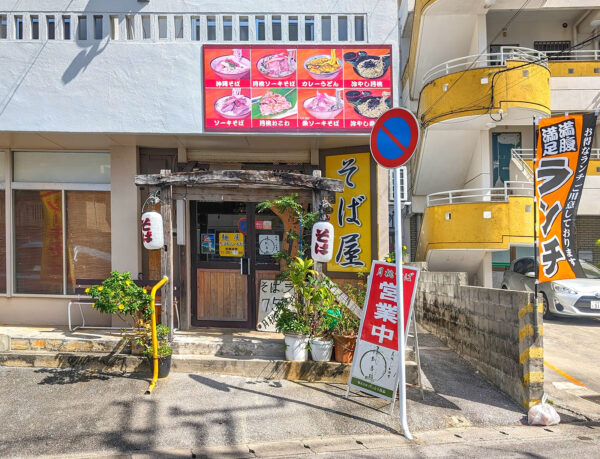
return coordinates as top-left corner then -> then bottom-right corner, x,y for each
546,50 -> 600,77
419,47 -> 551,127
416,182 -> 534,262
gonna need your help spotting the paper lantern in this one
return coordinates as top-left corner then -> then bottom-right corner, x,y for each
311,221 -> 334,263
141,211 -> 164,250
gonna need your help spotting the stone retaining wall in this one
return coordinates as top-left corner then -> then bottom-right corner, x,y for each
415,271 -> 543,409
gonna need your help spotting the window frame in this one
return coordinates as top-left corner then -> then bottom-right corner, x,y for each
7,150 -> 110,298
47,16 -> 56,40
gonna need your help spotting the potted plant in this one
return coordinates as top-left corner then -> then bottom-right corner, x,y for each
308,277 -> 339,362
331,278 -> 364,363
332,306 -> 360,363
273,257 -> 320,361
135,323 -> 173,378
87,271 -> 152,328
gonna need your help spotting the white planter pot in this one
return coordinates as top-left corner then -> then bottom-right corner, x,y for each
284,334 -> 309,361
309,338 -> 334,362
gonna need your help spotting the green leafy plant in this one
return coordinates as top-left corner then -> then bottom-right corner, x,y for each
135,323 -> 173,358
87,271 -> 152,322
257,193 -> 318,266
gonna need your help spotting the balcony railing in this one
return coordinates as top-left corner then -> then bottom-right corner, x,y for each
546,49 -> 600,61
422,47 -> 547,86
426,181 -> 532,207
512,148 -> 600,161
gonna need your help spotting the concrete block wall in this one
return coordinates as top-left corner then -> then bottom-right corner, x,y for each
415,271 -> 543,409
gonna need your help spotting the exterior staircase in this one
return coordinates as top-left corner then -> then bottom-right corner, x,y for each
0,326 -> 418,384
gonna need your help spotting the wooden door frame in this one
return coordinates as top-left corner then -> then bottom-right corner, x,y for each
190,202 -> 257,329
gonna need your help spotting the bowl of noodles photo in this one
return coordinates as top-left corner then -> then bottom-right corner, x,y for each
343,51 -> 391,80
304,51 -> 343,80
346,91 -> 391,119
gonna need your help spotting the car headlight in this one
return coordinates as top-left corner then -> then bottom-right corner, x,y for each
551,283 -> 578,295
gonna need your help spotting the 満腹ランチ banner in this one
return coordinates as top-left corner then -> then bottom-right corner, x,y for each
535,113 -> 597,282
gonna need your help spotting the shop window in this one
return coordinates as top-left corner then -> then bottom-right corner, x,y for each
256,15 -> 265,41
12,151 -> 111,295
31,16 -> 39,39
15,16 -> 23,40
354,15 -> 365,41
305,16 -> 314,41
321,16 -> 331,41
207,16 -> 216,40
14,151 -> 110,184
288,16 -> 298,41
47,16 -> 56,40
141,15 -> 151,39
63,16 -> 71,40
14,190 -> 64,295
174,16 -> 183,39
338,16 -> 348,41
77,16 -> 87,40
223,16 -> 232,41
272,15 -> 282,41
240,16 -> 249,41
66,191 -> 111,294
0,15 -> 7,39
93,15 -> 102,39
158,16 -> 167,39
126,15 -> 134,40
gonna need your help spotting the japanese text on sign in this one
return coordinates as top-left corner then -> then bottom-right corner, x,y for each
348,261 -> 420,401
535,114 -> 597,282
325,152 -> 372,273
203,45 -> 392,133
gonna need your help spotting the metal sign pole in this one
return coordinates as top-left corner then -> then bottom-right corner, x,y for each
394,166 -> 411,440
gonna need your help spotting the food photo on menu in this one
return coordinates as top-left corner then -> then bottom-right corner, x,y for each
299,89 -> 343,119
205,48 -> 251,84
254,49 -> 297,79
204,87 -> 252,129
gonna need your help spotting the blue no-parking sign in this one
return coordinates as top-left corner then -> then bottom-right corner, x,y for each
369,108 -> 420,168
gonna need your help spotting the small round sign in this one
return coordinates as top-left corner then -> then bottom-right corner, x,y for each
238,218 -> 248,235
370,108 -> 420,168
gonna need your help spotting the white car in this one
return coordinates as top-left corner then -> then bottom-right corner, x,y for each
501,257 -> 600,319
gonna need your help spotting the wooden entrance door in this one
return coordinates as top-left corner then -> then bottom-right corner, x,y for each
191,202 -> 283,328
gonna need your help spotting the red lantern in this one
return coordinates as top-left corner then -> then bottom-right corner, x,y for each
141,211 -> 164,250
311,221 -> 334,263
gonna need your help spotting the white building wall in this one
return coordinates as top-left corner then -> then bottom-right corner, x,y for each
0,0 -> 400,135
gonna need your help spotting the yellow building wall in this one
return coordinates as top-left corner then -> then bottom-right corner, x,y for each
548,61 -> 600,77
419,62 -> 551,127
416,197 -> 534,260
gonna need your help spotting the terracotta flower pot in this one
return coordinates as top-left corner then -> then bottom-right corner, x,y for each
333,334 -> 357,363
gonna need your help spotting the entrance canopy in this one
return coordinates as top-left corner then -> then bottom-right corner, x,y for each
134,170 -> 343,333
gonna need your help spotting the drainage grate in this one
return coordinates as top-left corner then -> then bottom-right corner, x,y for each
581,395 -> 600,405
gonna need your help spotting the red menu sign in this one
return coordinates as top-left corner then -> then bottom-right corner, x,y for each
203,45 -> 393,133
359,261 -> 419,351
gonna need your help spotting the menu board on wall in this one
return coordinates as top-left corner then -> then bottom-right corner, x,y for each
203,45 -> 392,133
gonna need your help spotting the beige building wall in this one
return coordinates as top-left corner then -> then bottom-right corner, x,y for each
110,146 -> 141,328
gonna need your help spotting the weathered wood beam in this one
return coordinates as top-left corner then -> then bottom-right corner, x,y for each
135,170 -> 344,193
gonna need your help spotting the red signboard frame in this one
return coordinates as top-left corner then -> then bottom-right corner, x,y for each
359,261 -> 419,351
202,44 -> 393,133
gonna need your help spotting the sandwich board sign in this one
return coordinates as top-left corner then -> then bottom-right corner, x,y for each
347,260 -> 420,400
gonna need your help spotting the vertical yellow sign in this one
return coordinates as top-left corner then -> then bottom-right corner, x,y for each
325,152 -> 372,273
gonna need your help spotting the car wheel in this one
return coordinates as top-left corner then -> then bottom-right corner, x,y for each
542,293 -> 552,319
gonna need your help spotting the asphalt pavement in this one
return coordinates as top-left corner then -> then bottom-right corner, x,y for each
543,316 -> 600,420
0,331 -> 536,457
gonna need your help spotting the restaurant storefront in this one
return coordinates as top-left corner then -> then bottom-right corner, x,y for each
0,1 -> 399,329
